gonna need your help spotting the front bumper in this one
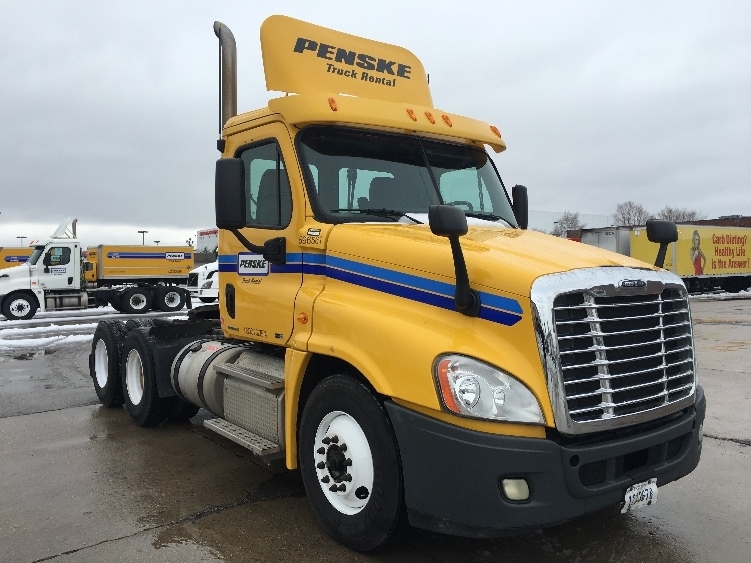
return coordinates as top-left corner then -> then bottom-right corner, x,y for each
385,385 -> 705,537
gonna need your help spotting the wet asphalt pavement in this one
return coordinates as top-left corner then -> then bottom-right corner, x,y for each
0,298 -> 749,562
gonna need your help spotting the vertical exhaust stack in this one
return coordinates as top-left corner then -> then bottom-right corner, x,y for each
214,21 -> 237,133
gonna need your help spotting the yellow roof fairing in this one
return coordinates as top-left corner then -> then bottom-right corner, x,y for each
268,94 -> 506,153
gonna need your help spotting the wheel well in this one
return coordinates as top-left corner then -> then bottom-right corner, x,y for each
297,354 -> 381,429
3,290 -> 40,310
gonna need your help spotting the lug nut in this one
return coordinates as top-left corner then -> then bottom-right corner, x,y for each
330,435 -> 339,443
344,474 -> 352,482
317,461 -> 325,469
338,484 -> 347,492
322,437 -> 330,445
329,484 -> 338,492
317,447 -> 325,455
344,458 -> 352,466
340,444 -> 347,452
321,476 -> 330,483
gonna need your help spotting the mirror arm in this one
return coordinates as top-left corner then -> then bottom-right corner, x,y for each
654,243 -> 668,269
448,236 -> 481,317
229,228 -> 286,265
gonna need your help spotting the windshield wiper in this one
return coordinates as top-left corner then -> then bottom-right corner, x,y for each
464,211 -> 505,222
330,209 -> 422,223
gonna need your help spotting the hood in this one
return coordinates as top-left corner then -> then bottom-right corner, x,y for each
0,262 -> 31,285
326,223 -> 656,299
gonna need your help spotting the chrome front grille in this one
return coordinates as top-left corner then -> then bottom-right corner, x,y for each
554,289 -> 694,422
532,268 -> 697,435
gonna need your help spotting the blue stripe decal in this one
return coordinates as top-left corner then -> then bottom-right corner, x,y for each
4,256 -> 29,263
105,252 -> 192,259
216,252 -> 523,326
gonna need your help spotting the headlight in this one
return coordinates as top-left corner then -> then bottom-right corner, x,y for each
434,354 -> 544,424
200,280 -> 213,289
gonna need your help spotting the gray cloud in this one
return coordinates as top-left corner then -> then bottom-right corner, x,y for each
1,0 -> 748,245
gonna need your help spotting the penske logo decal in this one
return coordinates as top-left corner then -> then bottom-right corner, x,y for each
293,37 -> 411,87
238,253 -> 270,276
219,253 -> 523,327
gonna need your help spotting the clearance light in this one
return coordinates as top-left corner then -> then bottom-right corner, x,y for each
442,114 -> 453,127
424,111 -> 435,124
502,478 -> 530,501
328,97 -> 338,111
490,125 -> 502,138
406,108 -> 417,121
434,355 -> 544,423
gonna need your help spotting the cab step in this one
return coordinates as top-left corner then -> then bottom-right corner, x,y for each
204,418 -> 281,456
215,361 -> 284,390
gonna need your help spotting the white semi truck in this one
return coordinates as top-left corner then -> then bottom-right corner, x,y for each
0,219 -> 193,320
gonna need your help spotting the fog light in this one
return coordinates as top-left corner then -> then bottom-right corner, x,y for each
502,478 -> 529,501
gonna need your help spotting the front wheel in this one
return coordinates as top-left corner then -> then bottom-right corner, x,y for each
299,376 -> 404,552
2,292 -> 38,320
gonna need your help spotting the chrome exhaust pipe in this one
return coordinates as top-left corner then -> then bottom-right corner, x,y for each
213,21 -> 237,130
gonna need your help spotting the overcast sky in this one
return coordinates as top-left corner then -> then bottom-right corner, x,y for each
1,0 -> 748,247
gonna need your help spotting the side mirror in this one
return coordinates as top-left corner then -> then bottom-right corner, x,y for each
428,205 -> 479,316
42,253 -> 52,266
646,219 -> 678,268
215,158 -> 246,229
512,185 -> 528,230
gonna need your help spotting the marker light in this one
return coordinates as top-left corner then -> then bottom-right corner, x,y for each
490,125 -> 502,138
424,111 -> 435,124
328,97 -> 338,111
406,108 -> 417,121
442,114 -> 453,127
434,355 -> 544,424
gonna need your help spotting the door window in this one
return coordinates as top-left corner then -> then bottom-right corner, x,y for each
240,141 -> 292,228
46,247 -> 71,266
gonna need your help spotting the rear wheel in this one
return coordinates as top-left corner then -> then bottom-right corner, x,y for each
155,286 -> 186,312
120,287 -> 152,314
121,329 -> 167,426
299,376 -> 404,552
2,292 -> 38,320
90,320 -> 127,407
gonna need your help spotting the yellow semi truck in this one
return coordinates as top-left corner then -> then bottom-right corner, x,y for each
581,224 -> 751,293
0,219 -> 193,320
0,247 -> 33,269
88,16 -> 704,551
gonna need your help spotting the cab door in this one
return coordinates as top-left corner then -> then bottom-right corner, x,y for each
37,242 -> 79,291
219,122 -> 304,345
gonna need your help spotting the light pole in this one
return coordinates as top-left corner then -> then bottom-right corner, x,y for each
17,235 -> 26,246
138,230 -> 148,245
154,240 -> 160,246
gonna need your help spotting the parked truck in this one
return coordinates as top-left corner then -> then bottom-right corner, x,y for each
88,16 -> 705,551
0,218 -> 193,320
187,260 -> 218,302
0,246 -> 33,269
581,224 -> 751,294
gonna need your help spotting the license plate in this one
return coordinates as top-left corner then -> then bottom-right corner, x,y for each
621,478 -> 658,513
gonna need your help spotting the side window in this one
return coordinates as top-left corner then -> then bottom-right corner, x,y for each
438,169 -> 493,213
240,141 -> 292,228
46,247 -> 71,266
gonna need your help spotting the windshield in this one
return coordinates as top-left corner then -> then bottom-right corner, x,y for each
298,127 -> 517,226
28,245 -> 45,265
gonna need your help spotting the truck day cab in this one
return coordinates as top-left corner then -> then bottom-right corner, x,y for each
0,219 -> 193,320
88,16 -> 705,551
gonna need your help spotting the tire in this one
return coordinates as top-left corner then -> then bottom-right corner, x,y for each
89,320 -> 127,407
125,318 -> 155,333
2,292 -> 38,320
166,396 -> 201,422
199,296 -> 217,304
121,329 -> 168,426
299,375 -> 404,552
155,286 -> 186,312
120,287 -> 152,314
